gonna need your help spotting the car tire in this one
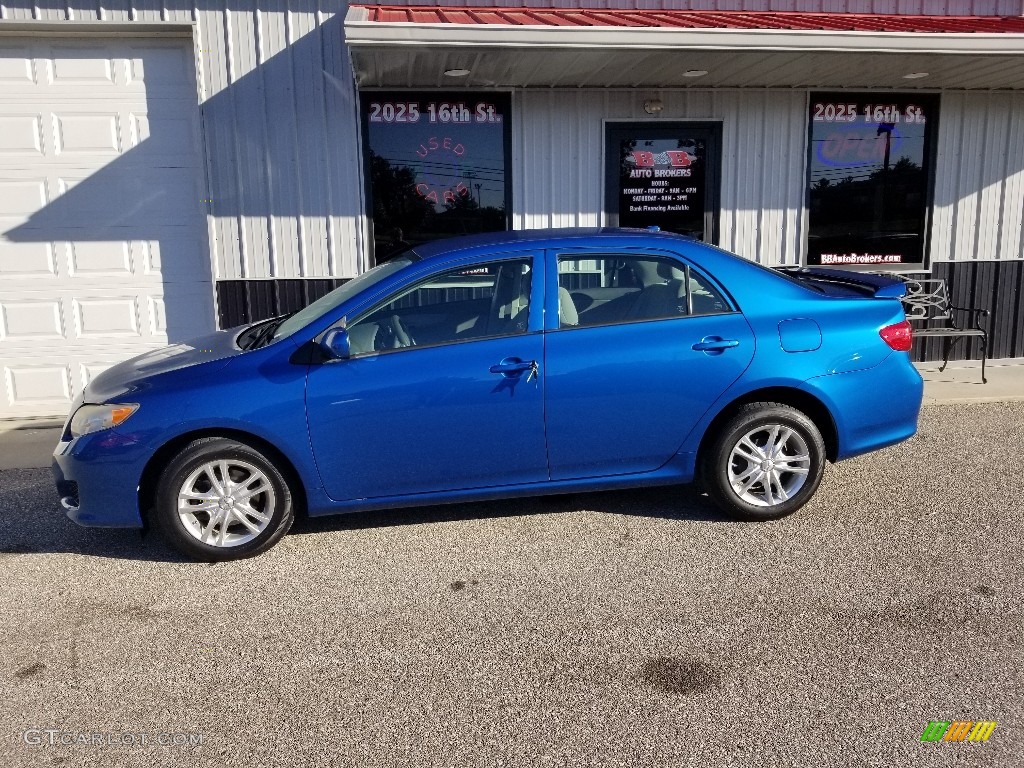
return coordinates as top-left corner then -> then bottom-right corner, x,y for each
702,402 -> 826,521
155,437 -> 294,561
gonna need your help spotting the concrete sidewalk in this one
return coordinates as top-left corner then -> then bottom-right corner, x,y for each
916,359 -> 1024,405
0,361 -> 1021,471
0,423 -> 62,471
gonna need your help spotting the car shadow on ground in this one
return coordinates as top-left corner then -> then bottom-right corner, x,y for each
289,484 -> 726,536
0,467 -> 726,563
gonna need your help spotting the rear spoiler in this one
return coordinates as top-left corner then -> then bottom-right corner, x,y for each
775,267 -> 908,299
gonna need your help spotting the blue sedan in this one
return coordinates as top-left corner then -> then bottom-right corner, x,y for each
53,229 -> 923,561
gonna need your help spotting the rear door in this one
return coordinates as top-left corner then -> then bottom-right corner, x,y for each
544,249 -> 754,480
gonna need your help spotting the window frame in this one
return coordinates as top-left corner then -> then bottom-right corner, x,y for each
344,254 -> 541,358
545,248 -> 737,333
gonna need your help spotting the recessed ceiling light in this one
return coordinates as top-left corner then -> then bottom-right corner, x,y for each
683,69 -> 709,78
443,68 -> 471,77
903,72 -> 929,79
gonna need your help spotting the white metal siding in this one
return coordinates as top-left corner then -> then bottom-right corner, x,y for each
931,91 -> 1024,263
192,3 -> 367,281
0,2 -> 368,282
367,0 -> 1023,14
513,89 -> 808,266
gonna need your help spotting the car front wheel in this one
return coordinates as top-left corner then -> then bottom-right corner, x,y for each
703,402 -> 826,521
155,437 -> 294,561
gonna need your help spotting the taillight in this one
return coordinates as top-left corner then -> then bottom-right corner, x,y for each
879,319 -> 913,351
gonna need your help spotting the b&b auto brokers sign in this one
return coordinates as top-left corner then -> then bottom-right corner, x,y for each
622,149 -> 699,216
613,136 -> 709,238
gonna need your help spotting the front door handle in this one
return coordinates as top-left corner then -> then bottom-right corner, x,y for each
692,336 -> 740,352
489,357 -> 536,378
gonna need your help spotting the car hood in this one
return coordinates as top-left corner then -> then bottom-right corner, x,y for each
85,328 -> 243,403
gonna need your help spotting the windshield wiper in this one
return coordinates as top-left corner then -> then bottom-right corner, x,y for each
241,313 -> 293,350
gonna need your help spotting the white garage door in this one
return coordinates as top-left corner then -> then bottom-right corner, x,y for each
0,38 -> 214,419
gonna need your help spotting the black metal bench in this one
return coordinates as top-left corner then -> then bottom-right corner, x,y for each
898,278 -> 990,383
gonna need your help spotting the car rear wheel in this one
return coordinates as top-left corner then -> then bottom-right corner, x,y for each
155,437 -> 294,561
702,402 -> 825,521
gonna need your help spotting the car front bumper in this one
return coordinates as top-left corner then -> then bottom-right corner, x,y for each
52,428 -> 150,528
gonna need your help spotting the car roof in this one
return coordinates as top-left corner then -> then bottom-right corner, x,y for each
410,227 -> 695,261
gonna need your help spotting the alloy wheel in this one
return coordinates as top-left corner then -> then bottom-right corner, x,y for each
727,424 -> 811,507
176,459 -> 276,547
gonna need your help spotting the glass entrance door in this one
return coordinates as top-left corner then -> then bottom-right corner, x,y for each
605,122 -> 721,243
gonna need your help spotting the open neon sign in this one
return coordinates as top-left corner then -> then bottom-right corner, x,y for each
816,123 -> 905,168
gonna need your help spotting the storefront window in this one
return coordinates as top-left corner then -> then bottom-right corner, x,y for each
806,93 -> 938,268
361,92 -> 511,262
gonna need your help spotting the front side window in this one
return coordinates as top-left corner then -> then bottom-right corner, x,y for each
806,93 -> 938,269
556,254 -> 729,328
347,259 -> 533,355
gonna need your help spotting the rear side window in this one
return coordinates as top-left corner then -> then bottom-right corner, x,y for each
687,269 -> 730,315
556,254 -> 729,328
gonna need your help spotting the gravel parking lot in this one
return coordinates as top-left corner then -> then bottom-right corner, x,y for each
1,402 -> 1021,767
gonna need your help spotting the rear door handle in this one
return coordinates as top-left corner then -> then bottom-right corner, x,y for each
692,337 -> 740,352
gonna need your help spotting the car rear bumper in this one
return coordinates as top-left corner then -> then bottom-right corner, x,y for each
52,432 -> 147,528
805,351 -> 924,461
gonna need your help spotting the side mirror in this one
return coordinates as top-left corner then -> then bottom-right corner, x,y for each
320,327 -> 350,360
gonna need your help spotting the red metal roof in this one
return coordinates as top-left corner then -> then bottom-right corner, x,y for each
356,6 -> 1024,33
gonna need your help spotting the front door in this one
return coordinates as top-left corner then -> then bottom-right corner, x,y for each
306,256 -> 548,501
605,121 -> 721,242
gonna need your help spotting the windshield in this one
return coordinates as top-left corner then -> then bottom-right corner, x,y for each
271,256 -> 416,341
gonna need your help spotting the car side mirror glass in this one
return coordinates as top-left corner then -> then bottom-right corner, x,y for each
320,327 -> 350,360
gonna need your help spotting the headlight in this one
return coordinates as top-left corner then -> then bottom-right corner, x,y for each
69,404 -> 139,438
